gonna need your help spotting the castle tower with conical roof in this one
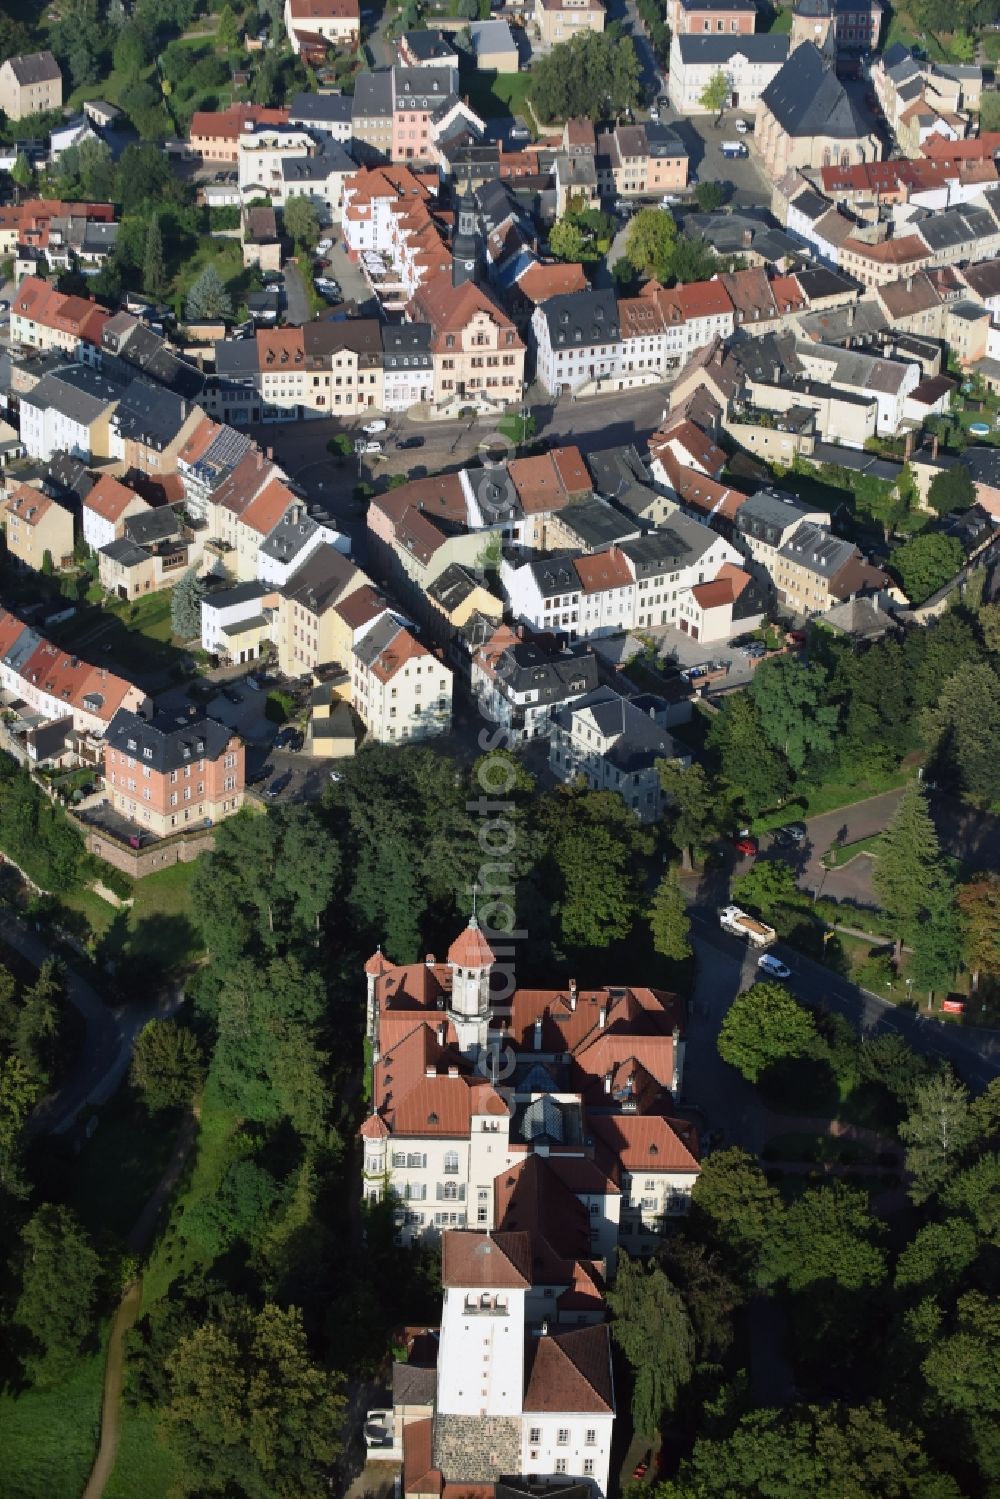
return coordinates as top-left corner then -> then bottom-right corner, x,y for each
448,913 -> 494,1055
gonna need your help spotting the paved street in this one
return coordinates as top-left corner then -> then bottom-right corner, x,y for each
6,910 -> 185,1139
283,262 -> 311,326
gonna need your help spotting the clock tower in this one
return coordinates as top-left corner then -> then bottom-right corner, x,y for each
452,179 -> 481,288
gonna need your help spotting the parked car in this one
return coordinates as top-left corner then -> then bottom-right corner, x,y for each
317,237 -> 333,251
266,771 -> 292,798
222,687 -> 243,704
363,419 -> 388,435
734,118 -> 749,134
396,434 -> 424,450
661,193 -> 679,205
732,832 -> 759,857
744,641 -> 766,659
274,726 -> 298,750
777,821 -> 807,845
649,105 -> 659,120
364,1410 -> 393,1450
247,762 -> 273,785
245,675 -> 261,691
329,769 -> 344,783
758,953 -> 791,980
359,440 -> 383,454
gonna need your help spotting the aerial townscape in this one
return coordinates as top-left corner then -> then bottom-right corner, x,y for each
4,0 -> 1000,1492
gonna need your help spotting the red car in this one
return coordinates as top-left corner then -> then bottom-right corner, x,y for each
632,1451 -> 652,1480
733,834 -> 759,857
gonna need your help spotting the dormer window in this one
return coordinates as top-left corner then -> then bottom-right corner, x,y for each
142,747 -> 152,760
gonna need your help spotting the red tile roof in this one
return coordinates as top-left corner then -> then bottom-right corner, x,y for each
574,548 -> 633,595
590,1111 -> 699,1172
447,917 -> 495,969
442,1230 -> 533,1289
523,1325 -> 614,1414
85,474 -> 147,524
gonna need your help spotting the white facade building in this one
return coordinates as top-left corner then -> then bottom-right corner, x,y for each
200,582 -> 275,657
667,32 -> 789,114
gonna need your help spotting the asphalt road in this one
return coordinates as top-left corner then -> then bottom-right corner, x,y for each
8,911 -> 185,1138
683,907 -> 1000,1130
283,262 -> 311,327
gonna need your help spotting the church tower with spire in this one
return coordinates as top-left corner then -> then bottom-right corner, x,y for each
790,0 -> 836,61
452,177 -> 480,288
447,912 -> 494,1056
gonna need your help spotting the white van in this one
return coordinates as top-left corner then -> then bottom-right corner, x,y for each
721,141 -> 748,158
362,419 -> 387,435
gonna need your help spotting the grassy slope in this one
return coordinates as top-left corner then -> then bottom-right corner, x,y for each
0,1346 -> 105,1499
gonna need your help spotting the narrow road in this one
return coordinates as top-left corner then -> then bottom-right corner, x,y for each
2,911 -> 185,1138
283,262 -> 311,327
81,1106 -> 199,1499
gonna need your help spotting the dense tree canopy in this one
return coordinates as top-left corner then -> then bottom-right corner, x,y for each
718,982 -> 819,1084
530,29 -> 642,122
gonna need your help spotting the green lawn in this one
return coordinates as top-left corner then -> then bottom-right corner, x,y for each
463,69 -> 535,123
0,1344 -> 105,1499
61,859 -> 203,971
767,6 -> 793,32
751,767 -> 909,833
172,235 -> 256,314
66,63 -> 159,112
822,833 -> 882,869
105,1407 -> 179,1499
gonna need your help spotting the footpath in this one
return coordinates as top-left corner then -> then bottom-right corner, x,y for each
81,1106 -> 199,1499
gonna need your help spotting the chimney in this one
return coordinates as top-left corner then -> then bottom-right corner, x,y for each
906,275 -> 913,293
848,305 -> 855,326
533,1017 -> 543,1051
904,428 -> 915,460
448,1065 -> 458,1077
437,1021 -> 445,1044
604,1070 -> 613,1094
426,953 -> 436,967
540,1321 -> 548,1337
266,446 -> 274,460
931,434 -> 939,460
568,978 -> 577,1010
598,1005 -> 607,1029
425,1064 -> 436,1078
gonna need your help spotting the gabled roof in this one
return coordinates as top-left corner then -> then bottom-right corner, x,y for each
3,51 -> 61,86
442,1230 -> 533,1289
762,41 -> 871,139
84,474 -> 148,524
523,1325 -> 614,1414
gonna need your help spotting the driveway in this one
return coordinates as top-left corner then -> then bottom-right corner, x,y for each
156,673 -> 279,748
283,262 -> 312,326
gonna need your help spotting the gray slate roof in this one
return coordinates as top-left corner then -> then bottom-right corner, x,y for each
555,685 -> 679,772
381,322 -> 432,368
4,50 -> 61,85
676,33 -> 789,64
779,520 -> 856,577
203,581 -> 270,610
105,707 -> 233,772
491,638 -> 599,701
113,380 -> 191,450
540,289 -> 620,347
289,90 -> 353,123
761,41 -> 869,139
23,365 -> 122,426
620,515 -> 716,575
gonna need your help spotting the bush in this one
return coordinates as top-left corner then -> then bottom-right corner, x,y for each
265,690 -> 295,724
90,860 -> 135,901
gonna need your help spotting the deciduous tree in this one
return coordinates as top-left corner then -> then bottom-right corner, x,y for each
131,1019 -> 204,1113
891,532 -> 964,605
927,463 -> 975,517
160,1301 -> 345,1498
688,1147 -> 783,1286
14,1204 -> 102,1384
625,206 -> 677,280
143,213 -> 168,301
899,1070 -> 977,1203
283,195 -> 320,250
657,759 -> 719,870
607,1254 -> 695,1438
926,662 -> 1000,805
649,869 -> 691,962
699,69 -> 730,121
749,656 -> 839,773
717,981 -> 819,1085
731,859 -> 799,919
707,691 -> 791,816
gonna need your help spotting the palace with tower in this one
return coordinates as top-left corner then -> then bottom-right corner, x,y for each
359,914 -> 701,1497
